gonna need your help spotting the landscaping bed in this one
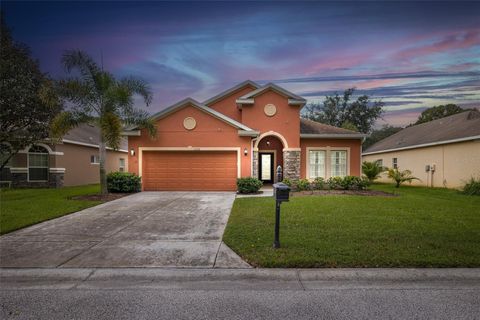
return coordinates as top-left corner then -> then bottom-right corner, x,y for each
223,184 -> 480,268
291,189 -> 395,197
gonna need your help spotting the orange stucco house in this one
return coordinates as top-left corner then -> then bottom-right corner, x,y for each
126,81 -> 365,191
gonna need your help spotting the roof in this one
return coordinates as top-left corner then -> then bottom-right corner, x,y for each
202,80 -> 260,106
236,82 -> 306,106
300,118 -> 367,139
149,98 -> 255,131
363,110 -> 480,155
62,124 -> 128,151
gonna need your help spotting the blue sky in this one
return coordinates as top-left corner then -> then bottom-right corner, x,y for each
3,1 -> 480,126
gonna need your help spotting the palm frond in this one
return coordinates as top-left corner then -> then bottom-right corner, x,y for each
49,111 -> 92,142
100,112 -> 122,150
62,50 -> 100,81
123,108 -> 157,138
56,79 -> 97,113
119,76 -> 153,106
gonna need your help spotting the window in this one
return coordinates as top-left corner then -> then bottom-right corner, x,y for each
28,145 -> 49,181
392,158 -> 398,169
91,155 -> 100,164
119,158 -> 125,172
331,150 -> 347,177
376,159 -> 383,167
308,150 -> 326,179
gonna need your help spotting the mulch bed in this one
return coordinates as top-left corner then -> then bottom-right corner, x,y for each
291,190 -> 397,197
70,193 -> 131,202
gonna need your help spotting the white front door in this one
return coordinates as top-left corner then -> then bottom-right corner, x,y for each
260,153 -> 273,182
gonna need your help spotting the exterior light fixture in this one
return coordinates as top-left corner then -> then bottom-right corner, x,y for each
266,141 -> 270,146
244,148 -> 248,156
130,148 -> 135,156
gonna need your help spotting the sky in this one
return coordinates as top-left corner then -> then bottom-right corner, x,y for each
3,1 -> 480,127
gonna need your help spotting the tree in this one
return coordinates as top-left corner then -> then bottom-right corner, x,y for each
387,168 -> 419,188
0,15 -> 62,169
362,161 -> 385,183
414,104 -> 468,125
52,50 -> 156,194
363,125 -> 403,150
302,88 -> 384,133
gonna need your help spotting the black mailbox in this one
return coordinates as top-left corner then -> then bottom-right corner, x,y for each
273,182 -> 290,202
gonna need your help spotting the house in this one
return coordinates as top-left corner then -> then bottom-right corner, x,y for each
363,110 -> 480,188
126,80 -> 365,191
1,124 -> 128,188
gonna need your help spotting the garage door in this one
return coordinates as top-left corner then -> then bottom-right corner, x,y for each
142,151 -> 237,191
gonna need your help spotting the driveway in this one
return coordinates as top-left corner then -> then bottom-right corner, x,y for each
0,192 -> 250,268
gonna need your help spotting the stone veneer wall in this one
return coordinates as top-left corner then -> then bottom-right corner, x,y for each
10,171 -> 64,188
252,151 -> 259,179
283,150 -> 301,180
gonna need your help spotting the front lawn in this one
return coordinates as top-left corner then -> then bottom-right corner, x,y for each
223,184 -> 480,267
0,185 -> 102,235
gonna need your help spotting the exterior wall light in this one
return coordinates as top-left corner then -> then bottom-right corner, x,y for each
130,148 -> 135,156
244,148 -> 248,156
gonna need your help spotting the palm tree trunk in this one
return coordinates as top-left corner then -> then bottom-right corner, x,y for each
99,135 -> 108,195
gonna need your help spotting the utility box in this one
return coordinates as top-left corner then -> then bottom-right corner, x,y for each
273,182 -> 290,202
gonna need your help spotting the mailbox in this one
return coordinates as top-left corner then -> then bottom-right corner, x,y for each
273,182 -> 290,202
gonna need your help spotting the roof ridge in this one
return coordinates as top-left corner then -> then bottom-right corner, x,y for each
300,117 -> 362,134
202,80 -> 260,106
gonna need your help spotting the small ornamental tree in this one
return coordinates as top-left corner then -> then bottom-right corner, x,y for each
387,168 -> 420,188
362,161 -> 386,183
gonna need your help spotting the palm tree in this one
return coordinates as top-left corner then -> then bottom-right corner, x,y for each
362,161 -> 385,183
387,168 -> 420,188
52,50 -> 156,194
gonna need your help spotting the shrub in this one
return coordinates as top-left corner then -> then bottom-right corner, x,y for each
340,176 -> 370,190
312,177 -> 326,190
462,177 -> 480,196
282,178 -> 292,187
237,177 -> 263,194
362,161 -> 385,182
107,172 -> 141,193
327,176 -> 344,190
387,168 -> 420,188
297,179 -> 311,191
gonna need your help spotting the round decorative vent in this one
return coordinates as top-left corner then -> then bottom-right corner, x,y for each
183,117 -> 196,130
264,104 -> 277,117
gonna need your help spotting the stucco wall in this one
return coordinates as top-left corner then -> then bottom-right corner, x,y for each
241,90 -> 301,148
128,104 -> 252,178
56,143 -> 128,186
300,138 -> 362,179
208,85 -> 256,122
362,139 -> 480,188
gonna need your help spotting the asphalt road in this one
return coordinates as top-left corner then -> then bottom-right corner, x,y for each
1,287 -> 479,320
1,268 -> 479,320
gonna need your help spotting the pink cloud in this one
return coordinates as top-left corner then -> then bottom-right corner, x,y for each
394,30 -> 480,62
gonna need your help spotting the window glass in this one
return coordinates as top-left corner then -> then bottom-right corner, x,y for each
308,150 -> 326,179
91,155 -> 100,164
330,150 -> 347,177
392,158 -> 398,169
119,158 -> 125,172
376,159 -> 383,167
28,146 -> 49,181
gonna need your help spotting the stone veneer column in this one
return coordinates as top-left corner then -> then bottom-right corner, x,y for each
283,150 -> 301,180
252,150 -> 259,179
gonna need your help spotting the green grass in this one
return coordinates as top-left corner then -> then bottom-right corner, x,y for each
0,185 -> 102,235
223,184 -> 480,267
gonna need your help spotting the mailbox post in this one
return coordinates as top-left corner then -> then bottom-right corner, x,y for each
272,182 -> 290,248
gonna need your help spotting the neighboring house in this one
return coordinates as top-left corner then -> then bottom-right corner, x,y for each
126,80 -> 365,191
363,110 -> 480,188
1,124 -> 128,188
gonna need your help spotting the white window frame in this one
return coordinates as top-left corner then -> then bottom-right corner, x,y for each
306,147 -> 350,180
307,149 -> 326,179
91,155 -> 100,165
376,159 -> 383,167
28,146 -> 49,182
392,157 -> 398,169
119,158 -> 125,172
330,149 -> 348,178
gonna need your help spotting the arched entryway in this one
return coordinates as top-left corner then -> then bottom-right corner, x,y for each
253,132 -> 287,184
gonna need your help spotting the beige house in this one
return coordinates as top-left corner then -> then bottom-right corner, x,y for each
1,124 -> 128,188
363,110 -> 480,189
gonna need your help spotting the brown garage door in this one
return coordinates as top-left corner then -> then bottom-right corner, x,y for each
142,151 -> 237,191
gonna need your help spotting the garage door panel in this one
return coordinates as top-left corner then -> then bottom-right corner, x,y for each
142,151 -> 237,191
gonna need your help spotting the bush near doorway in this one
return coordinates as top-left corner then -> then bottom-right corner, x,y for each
237,177 -> 263,194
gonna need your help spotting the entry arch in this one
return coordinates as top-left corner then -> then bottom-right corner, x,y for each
253,131 -> 289,150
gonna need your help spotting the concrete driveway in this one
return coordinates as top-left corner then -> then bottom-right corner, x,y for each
0,192 -> 250,268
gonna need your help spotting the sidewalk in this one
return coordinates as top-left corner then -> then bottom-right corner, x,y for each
1,268 -> 479,290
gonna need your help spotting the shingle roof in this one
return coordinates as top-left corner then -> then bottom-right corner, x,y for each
300,118 -> 367,138
202,80 -> 260,106
363,110 -> 480,154
62,124 -> 128,151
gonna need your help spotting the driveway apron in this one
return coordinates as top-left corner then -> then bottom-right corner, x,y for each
0,192 -> 250,268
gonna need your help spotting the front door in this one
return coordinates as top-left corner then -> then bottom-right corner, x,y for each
259,152 -> 274,183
